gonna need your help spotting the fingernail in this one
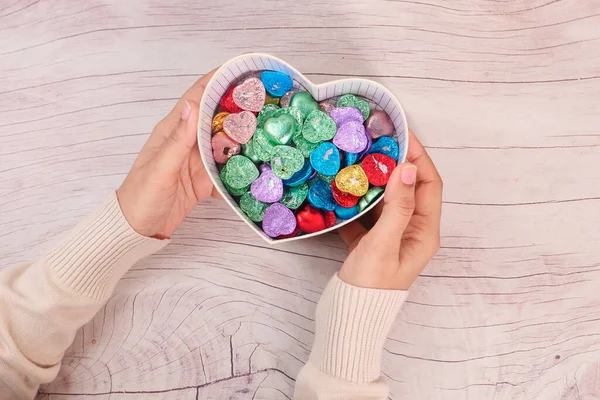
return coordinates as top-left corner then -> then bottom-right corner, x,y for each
401,165 -> 417,185
181,100 -> 192,121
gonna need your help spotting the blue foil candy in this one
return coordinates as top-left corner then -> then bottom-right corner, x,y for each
307,180 -> 337,211
368,136 -> 399,161
309,142 -> 340,176
260,71 -> 293,98
282,159 -> 313,187
344,152 -> 359,167
335,205 -> 360,220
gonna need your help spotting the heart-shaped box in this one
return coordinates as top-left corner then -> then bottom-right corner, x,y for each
198,53 -> 408,244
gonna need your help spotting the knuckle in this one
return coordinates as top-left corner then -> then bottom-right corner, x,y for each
396,197 -> 416,217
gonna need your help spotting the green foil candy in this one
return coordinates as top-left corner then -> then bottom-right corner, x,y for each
272,106 -> 302,136
293,130 -> 320,158
270,145 -> 304,179
224,155 -> 259,189
256,104 -> 281,128
253,128 -> 277,162
358,187 -> 384,211
336,94 -> 371,120
220,165 -> 249,196
280,183 -> 308,209
242,139 -> 261,163
308,173 -> 335,186
290,92 -> 319,121
263,113 -> 296,145
302,110 -> 336,143
240,192 -> 268,222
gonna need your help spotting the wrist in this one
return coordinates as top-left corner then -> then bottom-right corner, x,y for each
309,274 -> 408,383
116,184 -> 159,238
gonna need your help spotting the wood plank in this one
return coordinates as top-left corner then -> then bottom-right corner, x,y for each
1,0 -> 599,398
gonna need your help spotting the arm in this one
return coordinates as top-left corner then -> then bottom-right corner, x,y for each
295,130 -> 443,399
0,72 -> 217,398
0,195 -> 166,398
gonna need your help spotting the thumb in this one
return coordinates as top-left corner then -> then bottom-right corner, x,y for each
370,163 -> 417,242
158,100 -> 199,174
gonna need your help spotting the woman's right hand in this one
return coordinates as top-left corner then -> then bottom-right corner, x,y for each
338,130 -> 443,290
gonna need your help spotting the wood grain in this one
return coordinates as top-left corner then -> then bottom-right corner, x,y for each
1,0 -> 600,398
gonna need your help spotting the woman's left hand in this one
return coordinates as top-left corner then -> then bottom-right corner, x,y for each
117,70 -> 221,239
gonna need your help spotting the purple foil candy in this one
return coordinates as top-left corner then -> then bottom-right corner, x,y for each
330,107 -> 363,127
259,163 -> 271,173
251,168 -> 283,203
333,121 -> 369,153
365,110 -> 394,139
357,132 -> 373,160
262,203 -> 297,237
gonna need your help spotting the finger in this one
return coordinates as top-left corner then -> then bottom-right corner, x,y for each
371,200 -> 384,223
338,220 -> 367,249
407,129 -> 443,219
133,70 -> 219,168
162,68 -> 219,129
157,100 -> 199,174
370,163 -> 417,243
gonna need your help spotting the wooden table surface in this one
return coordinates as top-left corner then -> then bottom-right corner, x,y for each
1,1 -> 600,399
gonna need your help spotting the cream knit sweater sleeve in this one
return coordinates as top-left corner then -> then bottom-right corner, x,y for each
0,193 -> 407,399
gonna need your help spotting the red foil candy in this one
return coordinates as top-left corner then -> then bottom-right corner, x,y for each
323,210 -> 336,228
296,205 -> 327,233
276,227 -> 300,239
362,153 -> 396,186
331,180 -> 360,207
220,86 -> 243,113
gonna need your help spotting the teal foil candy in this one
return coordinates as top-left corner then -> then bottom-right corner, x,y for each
283,159 -> 314,187
344,152 -> 359,167
335,204 -> 360,220
310,142 -> 340,176
368,136 -> 399,161
307,179 -> 337,211
261,71 -> 293,97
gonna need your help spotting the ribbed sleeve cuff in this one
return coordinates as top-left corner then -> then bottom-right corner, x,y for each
44,192 -> 168,300
309,274 -> 408,383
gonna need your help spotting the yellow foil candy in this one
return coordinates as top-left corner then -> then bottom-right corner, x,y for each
265,94 -> 280,105
212,111 -> 230,133
335,165 -> 369,197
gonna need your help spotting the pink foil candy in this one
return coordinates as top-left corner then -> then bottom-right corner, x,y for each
211,133 -> 241,164
280,90 -> 298,108
223,111 -> 257,144
318,101 -> 335,115
232,77 -> 266,112
365,110 -> 394,139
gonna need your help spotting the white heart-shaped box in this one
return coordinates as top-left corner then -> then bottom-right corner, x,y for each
198,53 -> 408,244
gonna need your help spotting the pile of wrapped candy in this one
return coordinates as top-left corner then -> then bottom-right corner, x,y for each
211,70 -> 399,239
